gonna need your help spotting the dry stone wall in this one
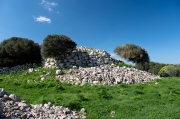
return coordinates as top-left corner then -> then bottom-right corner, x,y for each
43,46 -> 122,69
0,64 -> 40,75
0,88 -> 86,119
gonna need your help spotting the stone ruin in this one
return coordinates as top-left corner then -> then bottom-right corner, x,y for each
55,65 -> 161,86
43,46 -> 122,69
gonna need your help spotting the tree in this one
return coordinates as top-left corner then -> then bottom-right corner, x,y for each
114,44 -> 149,71
41,34 -> 77,60
135,61 -> 167,75
0,37 -> 41,67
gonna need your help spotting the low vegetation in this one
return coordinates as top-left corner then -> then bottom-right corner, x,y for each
1,67 -> 180,119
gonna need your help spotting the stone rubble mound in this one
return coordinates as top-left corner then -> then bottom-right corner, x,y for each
0,88 -> 86,119
0,64 -> 40,75
43,46 -> 121,69
56,65 -> 161,85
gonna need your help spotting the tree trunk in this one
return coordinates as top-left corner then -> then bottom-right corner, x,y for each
141,62 -> 147,71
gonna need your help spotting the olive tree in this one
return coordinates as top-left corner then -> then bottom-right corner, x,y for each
41,34 -> 77,60
114,44 -> 150,71
0,37 -> 41,67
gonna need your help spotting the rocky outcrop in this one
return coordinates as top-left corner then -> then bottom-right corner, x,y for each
0,88 -> 86,119
56,65 -> 161,85
43,46 -> 121,69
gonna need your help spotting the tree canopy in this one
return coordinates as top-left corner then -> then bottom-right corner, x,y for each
114,44 -> 149,71
0,37 -> 41,67
41,34 -> 77,60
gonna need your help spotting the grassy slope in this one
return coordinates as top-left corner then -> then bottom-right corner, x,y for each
0,67 -> 180,119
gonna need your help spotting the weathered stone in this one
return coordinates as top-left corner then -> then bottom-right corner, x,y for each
29,68 -> 34,73
41,77 -> 46,81
42,46 -> 122,69
0,101 -> 3,114
93,81 -> 100,85
56,69 -> 63,75
0,89 -> 85,119
9,94 -> 21,102
0,88 -> 5,97
58,65 -> 161,86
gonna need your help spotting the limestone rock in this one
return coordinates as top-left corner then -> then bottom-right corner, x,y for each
58,65 -> 161,85
0,89 -> 85,119
56,69 -> 63,75
9,94 -> 21,102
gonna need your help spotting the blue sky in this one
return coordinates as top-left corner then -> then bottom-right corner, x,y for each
0,0 -> 180,64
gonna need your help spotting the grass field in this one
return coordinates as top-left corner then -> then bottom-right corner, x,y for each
0,67 -> 180,119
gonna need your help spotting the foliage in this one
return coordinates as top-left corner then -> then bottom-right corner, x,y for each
0,37 -> 41,67
135,61 -> 167,75
158,65 -> 179,77
114,44 -> 149,71
158,66 -> 168,76
115,62 -> 133,68
1,69 -> 180,118
41,34 -> 77,60
175,64 -> 180,77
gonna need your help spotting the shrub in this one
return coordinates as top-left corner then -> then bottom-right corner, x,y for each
158,65 -> 178,77
0,37 -> 41,67
165,65 -> 178,77
135,61 -> 167,75
158,66 -> 168,77
175,64 -> 180,77
41,34 -> 77,60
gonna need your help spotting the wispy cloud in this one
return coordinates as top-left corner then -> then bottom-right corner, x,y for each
40,0 -> 58,11
34,16 -> 51,23
57,11 -> 61,15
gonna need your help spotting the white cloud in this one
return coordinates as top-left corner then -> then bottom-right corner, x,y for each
34,16 -> 51,23
40,0 -> 58,11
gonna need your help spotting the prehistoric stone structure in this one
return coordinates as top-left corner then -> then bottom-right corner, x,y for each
56,65 -> 161,86
43,46 -> 122,69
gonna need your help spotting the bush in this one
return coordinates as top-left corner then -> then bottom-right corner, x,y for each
158,66 -> 168,77
135,61 -> 167,75
175,64 -> 180,77
158,65 -> 178,77
166,65 -> 178,77
41,34 -> 77,60
0,37 -> 41,67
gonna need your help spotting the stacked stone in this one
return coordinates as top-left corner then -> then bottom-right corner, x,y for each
0,63 -> 41,75
43,46 -> 121,69
0,88 -> 86,119
56,65 -> 161,85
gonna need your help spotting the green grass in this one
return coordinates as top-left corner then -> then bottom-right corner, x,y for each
0,67 -> 180,119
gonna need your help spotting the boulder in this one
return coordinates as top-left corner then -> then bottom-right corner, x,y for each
56,69 -> 63,75
9,94 -> 21,102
